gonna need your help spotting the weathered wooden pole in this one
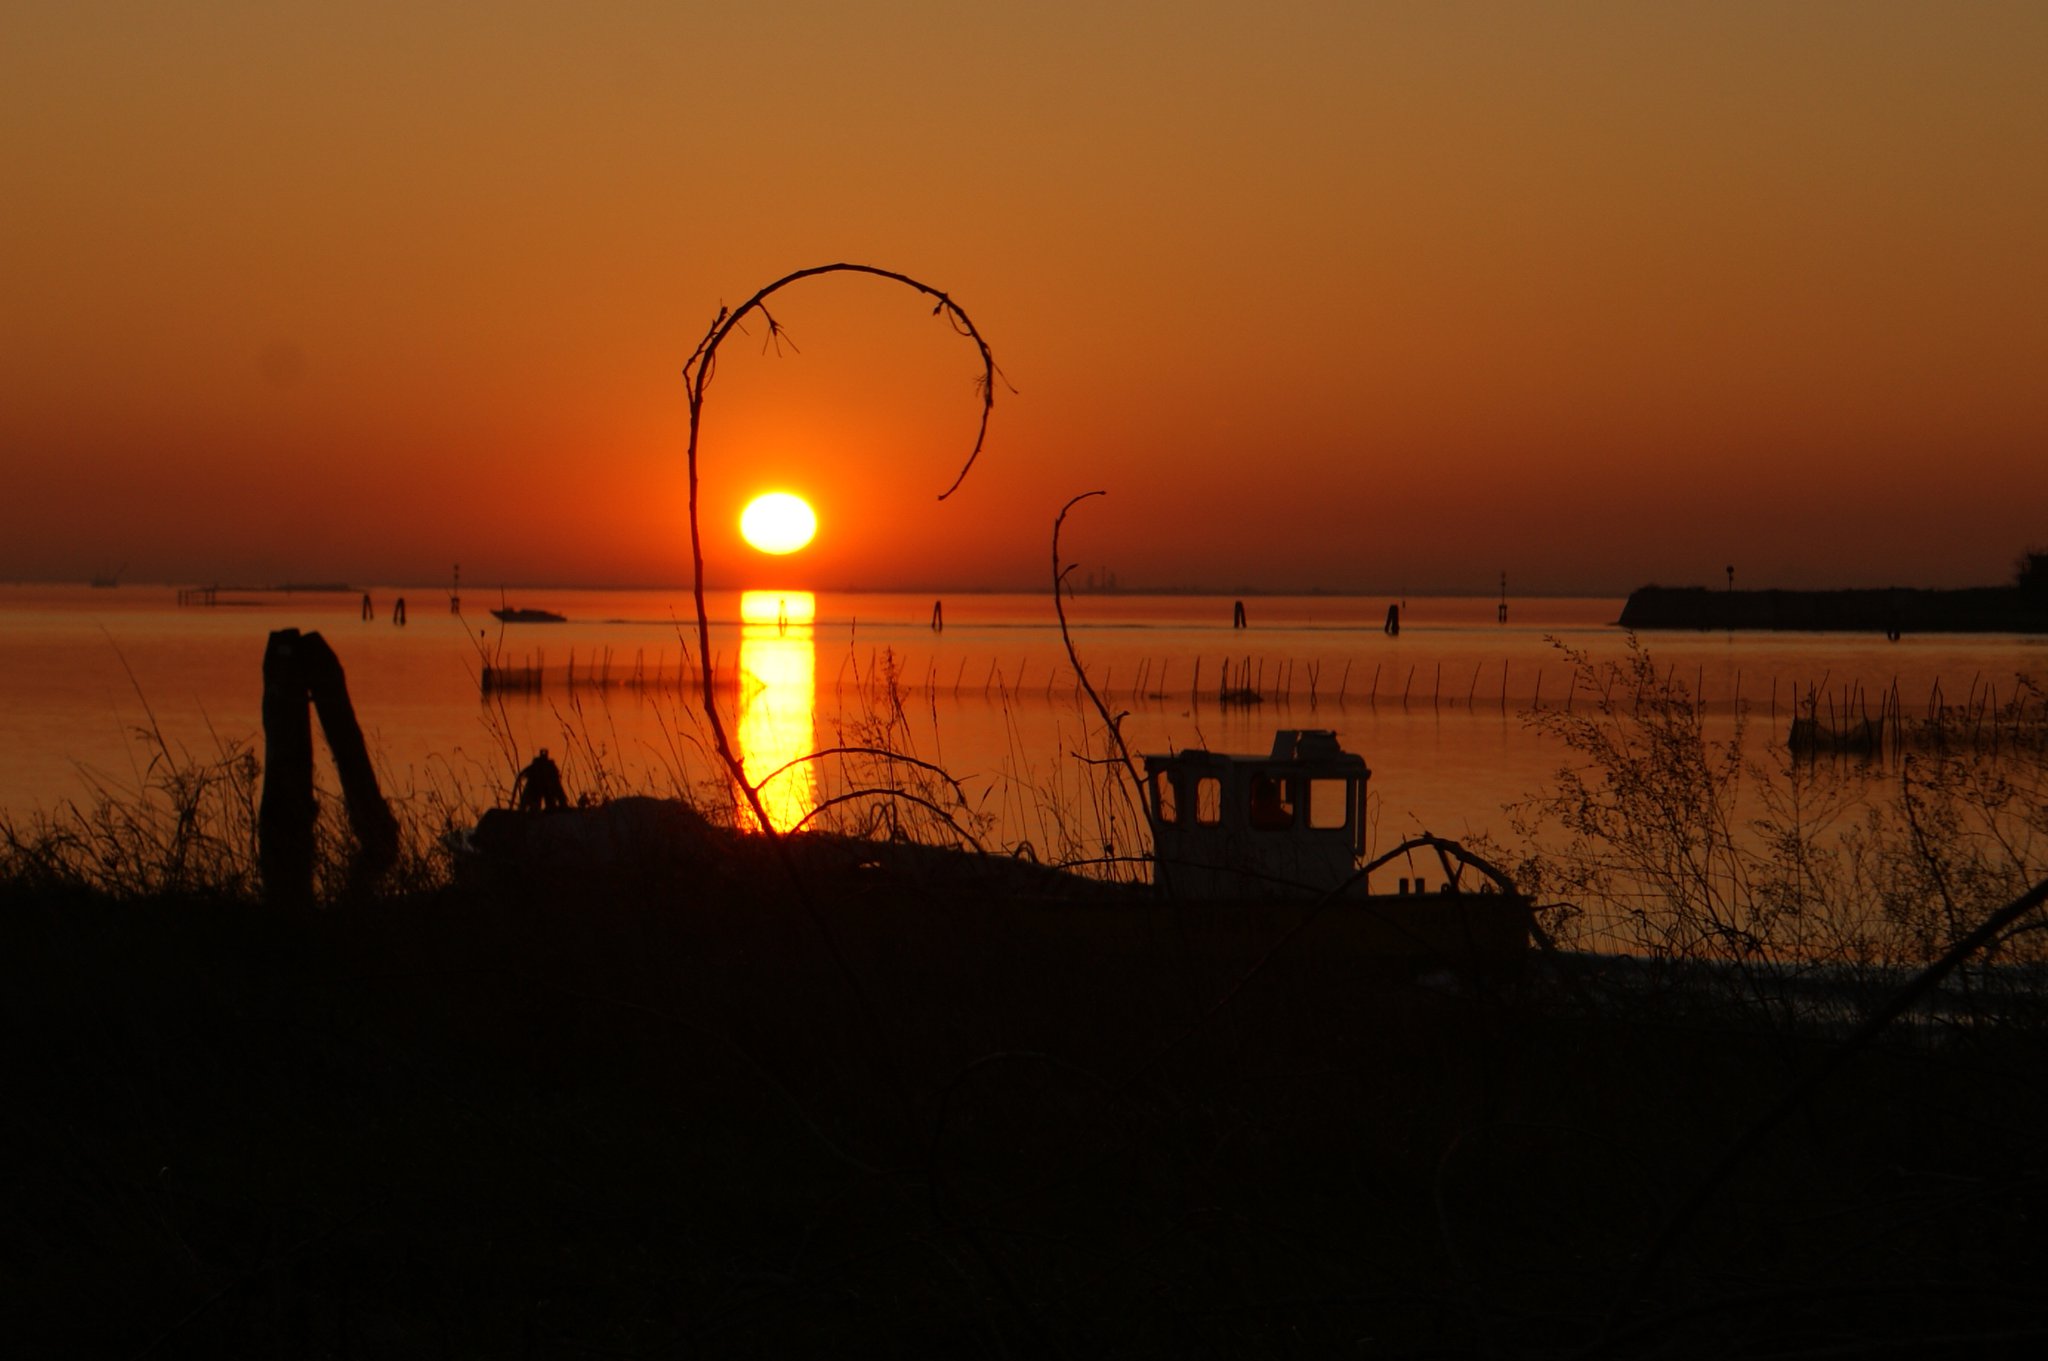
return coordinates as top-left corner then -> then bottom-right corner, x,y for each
298,631 -> 399,889
259,628 -> 399,903
259,629 -> 316,906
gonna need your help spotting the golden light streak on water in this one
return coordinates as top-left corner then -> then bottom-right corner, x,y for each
736,591 -> 818,831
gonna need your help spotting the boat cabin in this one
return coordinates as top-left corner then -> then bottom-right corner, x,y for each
1143,729 -> 1369,899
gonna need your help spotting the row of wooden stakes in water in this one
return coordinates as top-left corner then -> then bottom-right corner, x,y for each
481,647 -> 729,696
1787,675 -> 2048,757
476,649 -> 1544,707
477,646 -> 2044,746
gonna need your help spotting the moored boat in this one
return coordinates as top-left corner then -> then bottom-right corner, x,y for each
1142,729 -> 1535,977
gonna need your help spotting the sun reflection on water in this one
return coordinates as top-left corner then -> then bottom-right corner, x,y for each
736,591 -> 817,831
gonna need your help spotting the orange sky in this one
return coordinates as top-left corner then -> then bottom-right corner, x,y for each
5,2 -> 2046,594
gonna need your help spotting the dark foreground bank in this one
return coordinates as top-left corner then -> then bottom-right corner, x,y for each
8,839 -> 2048,1357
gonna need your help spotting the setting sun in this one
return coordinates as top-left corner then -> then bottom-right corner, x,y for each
739,492 -> 818,556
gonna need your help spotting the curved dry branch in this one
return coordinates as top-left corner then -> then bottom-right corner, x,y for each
790,789 -> 988,852
679,263 -> 999,835
1050,492 -> 1148,855
1361,833 -> 1519,895
751,744 -> 976,811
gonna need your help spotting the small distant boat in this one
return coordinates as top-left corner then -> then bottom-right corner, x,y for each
490,586 -> 566,623
89,562 -> 127,588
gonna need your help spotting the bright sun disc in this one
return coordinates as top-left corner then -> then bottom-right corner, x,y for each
739,492 -> 818,555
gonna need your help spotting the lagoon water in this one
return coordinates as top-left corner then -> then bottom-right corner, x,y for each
5,583 -> 2045,860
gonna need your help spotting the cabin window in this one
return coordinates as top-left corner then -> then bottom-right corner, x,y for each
1195,777 -> 1222,826
1307,778 -> 1351,829
1152,771 -> 1179,825
1248,775 -> 1295,829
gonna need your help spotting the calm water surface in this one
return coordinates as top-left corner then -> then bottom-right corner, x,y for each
5,584 -> 2045,859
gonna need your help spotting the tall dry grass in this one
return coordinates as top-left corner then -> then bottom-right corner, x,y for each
2,714 -> 478,902
1502,637 -> 2048,1017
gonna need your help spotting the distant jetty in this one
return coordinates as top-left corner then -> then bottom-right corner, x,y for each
1619,585 -> 2048,634
1622,549 -> 2048,633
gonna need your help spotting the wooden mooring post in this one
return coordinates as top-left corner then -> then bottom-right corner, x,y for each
258,632 -> 315,904
259,628 -> 398,904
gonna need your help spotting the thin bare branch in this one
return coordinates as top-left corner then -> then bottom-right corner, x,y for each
751,744 -> 974,809
790,790 -> 987,852
1049,492 -> 1148,849
680,264 -> 1001,838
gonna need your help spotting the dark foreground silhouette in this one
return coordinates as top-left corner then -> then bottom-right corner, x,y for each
8,824 -> 2048,1357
